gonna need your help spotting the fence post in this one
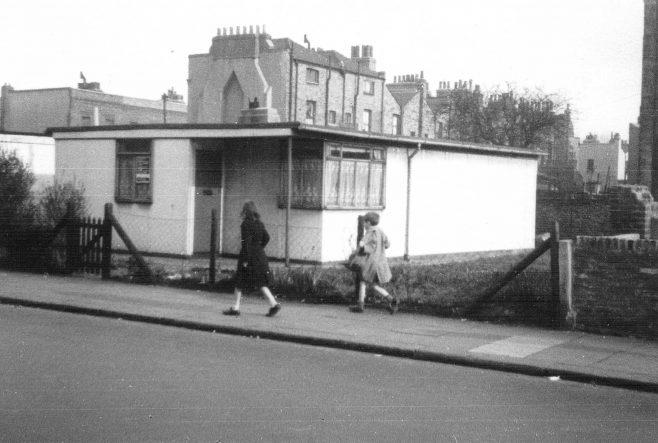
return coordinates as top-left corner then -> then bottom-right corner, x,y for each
354,215 -> 365,299
65,202 -> 79,273
209,209 -> 217,284
558,239 -> 575,328
102,203 -> 113,280
550,220 -> 561,326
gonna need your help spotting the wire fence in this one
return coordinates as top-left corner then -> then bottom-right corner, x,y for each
111,209 -> 326,264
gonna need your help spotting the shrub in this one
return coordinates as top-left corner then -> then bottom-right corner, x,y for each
0,150 -> 36,245
37,179 -> 88,228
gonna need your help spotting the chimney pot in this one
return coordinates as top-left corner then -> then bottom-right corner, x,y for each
420,70 -> 424,79
249,25 -> 253,34
256,25 -> 260,34
229,26 -> 233,35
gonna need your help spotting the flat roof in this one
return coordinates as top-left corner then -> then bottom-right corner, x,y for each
48,122 -> 544,158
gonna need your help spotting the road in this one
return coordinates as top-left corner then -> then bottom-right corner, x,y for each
1,304 -> 657,442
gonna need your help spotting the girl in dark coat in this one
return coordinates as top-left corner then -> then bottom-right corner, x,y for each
223,201 -> 281,317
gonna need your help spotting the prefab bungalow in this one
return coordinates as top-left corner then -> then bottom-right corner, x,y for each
51,122 -> 541,263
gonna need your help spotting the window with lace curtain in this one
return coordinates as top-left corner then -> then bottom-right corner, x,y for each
279,141 -> 385,209
325,143 -> 384,208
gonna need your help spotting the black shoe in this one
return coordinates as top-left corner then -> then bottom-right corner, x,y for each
387,297 -> 400,315
266,304 -> 281,317
349,303 -> 364,313
223,307 -> 240,316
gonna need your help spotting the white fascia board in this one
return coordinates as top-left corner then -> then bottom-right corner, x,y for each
51,127 -> 294,140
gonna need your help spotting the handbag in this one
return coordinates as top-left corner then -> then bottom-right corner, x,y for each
344,249 -> 367,272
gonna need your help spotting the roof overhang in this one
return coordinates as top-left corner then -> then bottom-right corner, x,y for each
48,122 -> 543,159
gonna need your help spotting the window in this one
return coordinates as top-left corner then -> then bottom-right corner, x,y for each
306,68 -> 319,84
587,159 -> 594,172
305,100 -> 316,124
279,142 -> 386,209
364,80 -> 375,95
116,139 -> 152,203
328,110 -> 337,125
344,112 -> 352,126
362,109 -> 372,132
392,114 -> 401,135
81,115 -> 92,126
279,142 -> 324,209
104,115 -> 115,125
325,144 -> 385,208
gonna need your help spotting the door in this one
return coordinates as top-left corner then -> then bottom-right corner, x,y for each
193,149 -> 223,253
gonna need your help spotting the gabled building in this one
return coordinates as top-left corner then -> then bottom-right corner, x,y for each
187,26 -> 436,138
386,73 -> 435,138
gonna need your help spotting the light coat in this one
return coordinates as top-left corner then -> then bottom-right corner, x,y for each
361,225 -> 392,284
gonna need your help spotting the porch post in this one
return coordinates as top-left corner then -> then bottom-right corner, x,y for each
219,149 -> 226,254
285,136 -> 293,266
404,143 -> 421,261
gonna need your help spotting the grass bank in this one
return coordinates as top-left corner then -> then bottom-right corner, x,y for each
114,250 -> 554,328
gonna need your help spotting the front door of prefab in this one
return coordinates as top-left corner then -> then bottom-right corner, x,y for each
193,149 -> 223,253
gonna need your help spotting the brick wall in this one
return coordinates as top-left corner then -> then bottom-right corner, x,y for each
573,236 -> 658,338
536,193 -> 612,238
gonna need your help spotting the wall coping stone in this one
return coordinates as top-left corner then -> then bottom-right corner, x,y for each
576,235 -> 658,254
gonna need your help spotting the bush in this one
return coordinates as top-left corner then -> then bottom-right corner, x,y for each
0,150 -> 36,247
37,179 -> 88,228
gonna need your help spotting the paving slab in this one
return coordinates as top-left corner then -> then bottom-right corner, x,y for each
1,270 -> 658,392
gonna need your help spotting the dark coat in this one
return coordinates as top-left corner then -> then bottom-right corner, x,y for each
235,217 -> 272,290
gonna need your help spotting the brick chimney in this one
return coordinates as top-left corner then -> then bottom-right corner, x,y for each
351,44 -> 376,71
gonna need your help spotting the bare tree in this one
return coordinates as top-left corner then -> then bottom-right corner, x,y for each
442,84 -> 569,149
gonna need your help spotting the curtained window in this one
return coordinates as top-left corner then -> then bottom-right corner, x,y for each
324,143 -> 385,208
116,139 -> 152,203
280,141 -> 385,210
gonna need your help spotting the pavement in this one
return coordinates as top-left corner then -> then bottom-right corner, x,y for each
1,270 -> 657,393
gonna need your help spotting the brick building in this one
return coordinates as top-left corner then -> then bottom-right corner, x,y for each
188,26 -> 437,138
0,80 -> 187,134
576,133 -> 628,193
636,0 -> 658,195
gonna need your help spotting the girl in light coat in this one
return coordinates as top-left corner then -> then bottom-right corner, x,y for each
350,212 -> 399,314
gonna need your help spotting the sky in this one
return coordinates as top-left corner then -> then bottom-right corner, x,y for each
1,0 -> 644,141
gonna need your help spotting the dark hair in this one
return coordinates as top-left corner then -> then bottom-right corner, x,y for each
363,212 -> 380,226
241,201 -> 260,221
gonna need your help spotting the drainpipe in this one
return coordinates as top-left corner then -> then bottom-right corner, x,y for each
404,143 -> 421,261
353,64 -> 360,128
417,82 -> 424,137
293,61 -> 299,121
285,136 -> 293,266
288,41 -> 294,121
340,66 -> 346,124
380,78 -> 385,133
324,60 -> 332,126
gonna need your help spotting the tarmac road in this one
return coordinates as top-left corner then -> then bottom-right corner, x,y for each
2,305 -> 657,443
